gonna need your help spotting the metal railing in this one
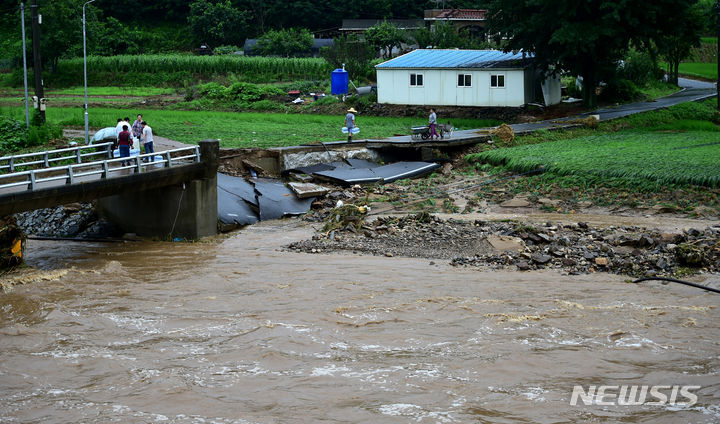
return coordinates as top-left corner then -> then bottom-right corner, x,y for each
0,142 -> 114,173
0,146 -> 201,191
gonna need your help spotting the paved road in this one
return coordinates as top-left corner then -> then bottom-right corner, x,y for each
63,129 -> 191,151
509,78 -> 716,133
367,77 -> 717,146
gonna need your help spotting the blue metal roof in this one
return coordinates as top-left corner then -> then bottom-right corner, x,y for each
375,49 -> 533,69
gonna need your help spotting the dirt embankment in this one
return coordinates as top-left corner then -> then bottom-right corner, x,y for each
289,212 -> 720,277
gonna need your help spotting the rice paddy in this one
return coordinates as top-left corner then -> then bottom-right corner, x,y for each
468,130 -> 720,187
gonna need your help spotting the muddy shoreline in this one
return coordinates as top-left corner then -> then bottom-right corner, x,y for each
288,212 -> 720,279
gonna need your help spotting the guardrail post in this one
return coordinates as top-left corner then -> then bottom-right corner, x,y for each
165,151 -> 172,168
134,156 -> 142,173
194,146 -> 201,163
107,143 -> 113,159
43,152 -> 49,167
198,139 -> 219,179
9,157 -> 14,173
28,171 -> 36,190
76,148 -> 82,164
102,161 -> 109,179
67,166 -> 74,184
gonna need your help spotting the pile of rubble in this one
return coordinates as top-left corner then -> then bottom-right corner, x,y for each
288,213 -> 720,277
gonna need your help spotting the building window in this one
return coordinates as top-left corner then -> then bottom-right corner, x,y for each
491,74 -> 505,88
410,73 -> 424,87
458,74 -> 472,87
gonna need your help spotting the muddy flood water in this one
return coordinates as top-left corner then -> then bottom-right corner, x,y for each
1,220 -> 719,423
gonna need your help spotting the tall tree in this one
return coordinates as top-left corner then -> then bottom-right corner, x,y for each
188,0 -> 248,47
257,28 -> 313,57
658,4 -> 704,85
487,0 -> 696,108
365,20 -> 407,58
321,35 -> 375,79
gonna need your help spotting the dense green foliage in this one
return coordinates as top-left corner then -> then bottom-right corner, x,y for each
320,36 -> 377,81
487,0 -> 701,108
0,114 -> 62,153
365,20 -> 407,58
257,28 -> 314,57
0,0 -> 445,62
411,21 -> 493,50
658,3 -> 704,85
188,0 -> 250,47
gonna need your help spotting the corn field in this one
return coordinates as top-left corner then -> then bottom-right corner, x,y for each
55,54 -> 333,82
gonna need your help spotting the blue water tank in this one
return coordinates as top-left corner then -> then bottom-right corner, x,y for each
331,68 -> 349,95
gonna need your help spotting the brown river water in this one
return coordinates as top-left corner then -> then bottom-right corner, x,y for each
1,220 -> 719,423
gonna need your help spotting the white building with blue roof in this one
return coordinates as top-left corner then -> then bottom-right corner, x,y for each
375,49 -> 561,107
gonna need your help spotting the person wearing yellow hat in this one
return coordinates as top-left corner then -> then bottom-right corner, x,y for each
345,108 -> 357,142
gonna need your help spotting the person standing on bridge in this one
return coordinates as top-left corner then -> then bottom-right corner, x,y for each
117,125 -> 133,167
141,121 -> 154,162
131,114 -> 143,148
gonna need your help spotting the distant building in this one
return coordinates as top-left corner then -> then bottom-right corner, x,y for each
375,49 -> 561,107
243,38 -> 334,57
424,9 -> 488,38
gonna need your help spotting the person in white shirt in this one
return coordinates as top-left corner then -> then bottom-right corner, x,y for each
141,121 -> 154,162
115,118 -> 124,142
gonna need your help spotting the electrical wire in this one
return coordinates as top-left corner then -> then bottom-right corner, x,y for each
632,276 -> 720,294
168,182 -> 185,238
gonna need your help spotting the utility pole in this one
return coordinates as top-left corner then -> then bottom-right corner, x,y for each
83,0 -> 96,144
20,2 -> 30,129
30,0 -> 44,123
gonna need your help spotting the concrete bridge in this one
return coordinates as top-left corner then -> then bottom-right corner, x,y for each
0,140 -> 219,239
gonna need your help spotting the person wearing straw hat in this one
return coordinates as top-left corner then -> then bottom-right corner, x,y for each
345,107 -> 357,142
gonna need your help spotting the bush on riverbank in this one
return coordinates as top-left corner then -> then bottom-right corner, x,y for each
0,114 -> 63,154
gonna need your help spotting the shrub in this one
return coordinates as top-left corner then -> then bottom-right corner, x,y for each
0,114 -> 62,153
600,79 -> 640,102
214,45 -> 242,55
196,82 -> 226,99
619,50 -> 657,86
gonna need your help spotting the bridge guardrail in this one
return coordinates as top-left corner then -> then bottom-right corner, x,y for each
0,142 -> 115,173
0,146 -> 200,191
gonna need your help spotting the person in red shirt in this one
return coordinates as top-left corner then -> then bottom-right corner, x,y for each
117,124 -> 133,166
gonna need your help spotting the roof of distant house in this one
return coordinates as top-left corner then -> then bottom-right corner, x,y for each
340,19 -> 424,31
375,49 -> 533,69
425,9 -> 487,21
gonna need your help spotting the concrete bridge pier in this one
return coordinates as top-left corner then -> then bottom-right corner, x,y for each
97,140 -> 219,240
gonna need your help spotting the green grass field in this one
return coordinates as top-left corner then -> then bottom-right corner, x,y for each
0,106 -> 500,149
468,130 -> 720,187
678,62 -> 718,80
